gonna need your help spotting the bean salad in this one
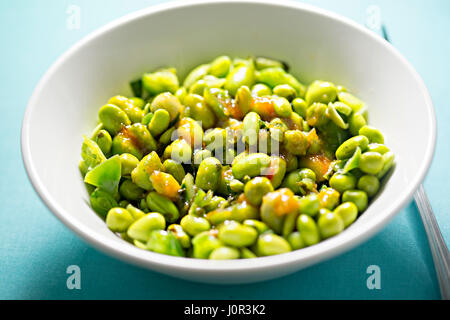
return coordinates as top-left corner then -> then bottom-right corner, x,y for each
79,55 -> 395,259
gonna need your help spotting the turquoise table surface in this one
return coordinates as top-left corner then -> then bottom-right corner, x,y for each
1,0 -> 449,300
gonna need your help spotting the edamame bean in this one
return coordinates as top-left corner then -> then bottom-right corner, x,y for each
209,56 -> 232,78
142,68 -> 179,95
305,81 -> 337,105
335,135 -> 369,160
357,175 -> 380,197
119,179 -> 145,201
318,211 -> 345,239
359,152 -> 384,175
106,207 -> 134,233
148,109 -> 170,137
195,157 -> 222,191
224,61 -> 256,96
180,215 -> 211,236
287,232 -> 306,250
218,221 -> 258,247
147,230 -> 184,257
150,92 -> 183,121
231,153 -> 271,180
127,212 -> 166,242
292,98 -> 308,118
284,130 -> 308,156
163,159 -> 185,184
273,84 -> 297,101
251,83 -> 272,97
244,177 -> 274,206
297,214 -> 320,246
192,231 -> 222,259
273,96 -> 293,117
359,125 -> 384,144
334,202 -> 358,228
93,129 -> 112,155
98,104 -> 131,135
146,192 -> 180,223
298,194 -> 320,217
342,190 -> 368,213
255,233 -> 291,256
119,153 -> 139,176
329,173 -> 357,193
209,246 -> 240,260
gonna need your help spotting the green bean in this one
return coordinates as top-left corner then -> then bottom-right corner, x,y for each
126,204 -> 146,220
349,111 -> 367,136
255,57 -> 286,70
240,247 -> 257,259
235,86 -> 252,116
367,143 -> 390,155
242,112 -> 261,146
131,151 -> 164,190
89,188 -> 117,217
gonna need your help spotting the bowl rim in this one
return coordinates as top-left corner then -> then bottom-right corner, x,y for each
21,0 -> 437,274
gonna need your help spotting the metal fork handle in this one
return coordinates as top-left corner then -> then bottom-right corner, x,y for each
414,185 -> 450,300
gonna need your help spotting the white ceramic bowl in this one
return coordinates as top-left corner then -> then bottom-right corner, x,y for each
22,0 -> 436,284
